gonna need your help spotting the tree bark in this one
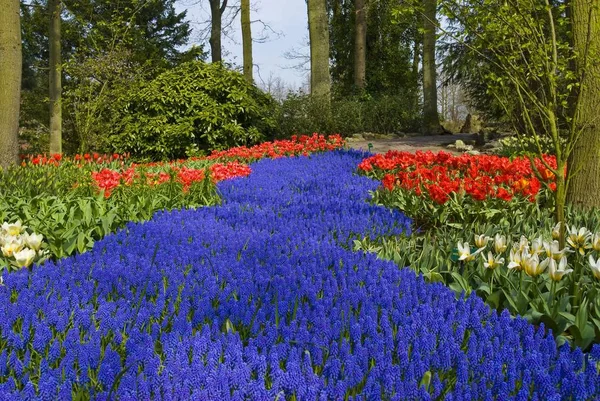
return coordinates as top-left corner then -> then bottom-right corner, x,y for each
354,0 -> 367,91
49,0 -> 62,155
567,1 -> 600,208
307,0 -> 331,100
0,0 -> 21,168
422,0 -> 442,134
412,24 -> 421,114
241,0 -> 253,83
209,0 -> 227,63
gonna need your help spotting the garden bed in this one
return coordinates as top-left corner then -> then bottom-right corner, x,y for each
0,146 -> 598,399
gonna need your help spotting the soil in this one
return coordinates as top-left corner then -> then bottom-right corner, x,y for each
345,133 -> 480,154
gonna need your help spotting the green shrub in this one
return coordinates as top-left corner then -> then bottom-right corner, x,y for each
277,93 -> 420,137
497,134 -> 566,157
106,61 -> 278,161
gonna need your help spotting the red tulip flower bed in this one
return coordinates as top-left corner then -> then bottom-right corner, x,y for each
359,151 -> 557,204
206,134 -> 345,162
89,134 -> 344,197
91,162 -> 251,198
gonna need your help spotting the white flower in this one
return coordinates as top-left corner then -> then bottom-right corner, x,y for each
13,248 -> 36,268
458,241 -> 483,262
1,221 -> 25,237
567,226 -> 591,255
1,238 -> 23,258
548,256 -> 572,282
493,234 -> 507,254
589,255 -> 600,279
482,251 -> 504,270
507,248 -> 523,270
474,234 -> 490,249
531,236 -> 544,255
517,236 -> 529,252
552,222 -> 561,241
24,233 -> 44,251
523,253 -> 545,277
543,240 -> 569,260
592,233 -> 600,252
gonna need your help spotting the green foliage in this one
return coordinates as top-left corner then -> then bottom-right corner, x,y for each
361,186 -> 600,349
0,163 -> 219,261
329,0 -> 418,97
278,93 -> 420,137
497,135 -> 567,158
63,48 -> 156,154
19,0 -> 201,155
106,61 -> 277,161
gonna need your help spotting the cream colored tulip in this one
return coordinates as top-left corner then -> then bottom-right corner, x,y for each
1,239 -> 23,258
494,234 -> 507,254
552,222 -> 561,241
482,251 -> 504,270
567,226 -> 591,256
474,234 -> 490,249
24,233 -> 44,251
1,221 -> 24,237
589,255 -> 600,279
548,256 -> 572,282
507,248 -> 523,271
13,248 -> 36,268
523,254 -> 545,277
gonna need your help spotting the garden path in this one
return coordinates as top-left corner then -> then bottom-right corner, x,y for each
346,132 -> 478,154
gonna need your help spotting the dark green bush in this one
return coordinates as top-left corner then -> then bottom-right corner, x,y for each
105,61 -> 277,160
277,93 -> 420,137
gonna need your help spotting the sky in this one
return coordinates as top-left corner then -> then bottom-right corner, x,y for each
176,0 -> 309,90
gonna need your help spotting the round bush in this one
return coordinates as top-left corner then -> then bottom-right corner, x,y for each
106,61 -> 277,160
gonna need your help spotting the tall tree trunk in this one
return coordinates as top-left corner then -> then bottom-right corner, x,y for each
307,0 -> 331,100
412,25 -> 421,112
49,0 -> 62,155
567,1 -> 600,208
0,0 -> 21,168
241,0 -> 253,83
209,0 -> 227,63
422,0 -> 442,134
354,0 -> 367,91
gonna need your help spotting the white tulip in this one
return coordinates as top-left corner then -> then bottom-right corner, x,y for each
482,251 -> 504,270
474,234 -> 490,249
523,253 -> 545,277
1,221 -> 25,237
1,239 -> 23,258
24,233 -> 44,251
589,255 -> 600,279
493,234 -> 507,254
13,248 -> 36,268
548,256 -> 572,282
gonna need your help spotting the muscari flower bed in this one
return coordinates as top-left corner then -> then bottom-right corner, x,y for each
0,151 -> 599,400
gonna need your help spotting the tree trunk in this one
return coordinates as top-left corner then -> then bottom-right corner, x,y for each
307,0 -> 331,100
49,0 -> 62,155
412,25 -> 421,114
0,0 -> 21,168
354,0 -> 367,91
422,0 -> 442,135
241,0 -> 253,83
209,0 -> 227,63
567,0 -> 600,208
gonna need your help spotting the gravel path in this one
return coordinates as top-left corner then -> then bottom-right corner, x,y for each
346,133 -> 479,154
